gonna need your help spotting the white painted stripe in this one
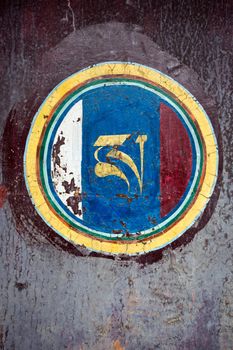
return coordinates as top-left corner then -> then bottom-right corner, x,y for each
51,100 -> 83,219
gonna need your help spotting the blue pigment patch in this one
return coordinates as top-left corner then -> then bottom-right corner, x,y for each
81,84 -> 160,233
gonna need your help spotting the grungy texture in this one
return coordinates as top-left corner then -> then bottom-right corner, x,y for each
0,1 -> 232,349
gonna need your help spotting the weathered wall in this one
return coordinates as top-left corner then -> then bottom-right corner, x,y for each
0,1 -> 232,349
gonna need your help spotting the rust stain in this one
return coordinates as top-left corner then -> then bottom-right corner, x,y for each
112,229 -> 123,234
62,178 -> 83,215
116,193 -> 133,203
0,185 -> 7,208
148,216 -> 157,225
15,281 -> 28,291
67,188 -> 82,215
52,135 -> 65,170
113,340 -> 125,350
62,178 -> 77,194
120,221 -> 126,227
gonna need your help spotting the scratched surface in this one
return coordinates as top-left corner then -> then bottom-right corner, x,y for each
0,1 -> 233,349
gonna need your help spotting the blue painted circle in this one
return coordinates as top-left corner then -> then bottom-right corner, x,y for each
43,81 -> 198,237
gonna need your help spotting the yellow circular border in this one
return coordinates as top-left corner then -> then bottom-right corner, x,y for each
24,62 -> 218,255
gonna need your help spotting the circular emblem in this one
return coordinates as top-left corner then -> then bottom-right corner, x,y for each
24,62 -> 218,255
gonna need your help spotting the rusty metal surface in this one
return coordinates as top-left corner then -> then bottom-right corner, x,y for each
0,1 -> 232,349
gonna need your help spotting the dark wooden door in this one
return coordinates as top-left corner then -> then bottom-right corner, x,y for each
0,1 -> 232,349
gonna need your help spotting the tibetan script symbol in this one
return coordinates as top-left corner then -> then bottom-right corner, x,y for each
94,134 -> 147,193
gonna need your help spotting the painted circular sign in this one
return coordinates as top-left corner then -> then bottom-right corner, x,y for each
24,62 -> 218,255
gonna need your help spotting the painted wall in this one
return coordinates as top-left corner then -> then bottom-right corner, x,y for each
0,1 -> 232,349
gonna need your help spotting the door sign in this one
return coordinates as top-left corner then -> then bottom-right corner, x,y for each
24,62 -> 218,255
